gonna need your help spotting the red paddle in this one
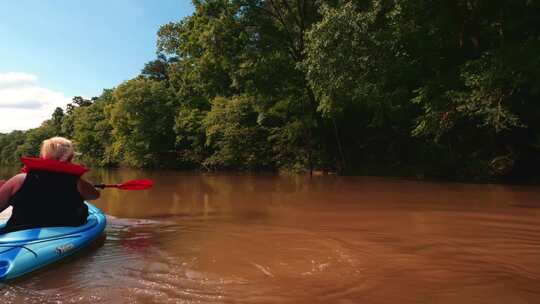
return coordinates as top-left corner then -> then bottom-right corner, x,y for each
94,179 -> 153,190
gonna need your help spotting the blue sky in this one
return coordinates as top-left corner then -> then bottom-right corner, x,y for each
0,0 -> 194,132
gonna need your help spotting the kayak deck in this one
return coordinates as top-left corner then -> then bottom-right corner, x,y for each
0,203 -> 106,281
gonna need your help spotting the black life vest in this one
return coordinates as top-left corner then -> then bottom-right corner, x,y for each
3,157 -> 89,232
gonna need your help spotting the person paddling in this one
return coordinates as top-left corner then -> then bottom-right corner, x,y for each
0,137 -> 100,233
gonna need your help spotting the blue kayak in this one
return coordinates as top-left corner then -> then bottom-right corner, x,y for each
0,202 -> 106,281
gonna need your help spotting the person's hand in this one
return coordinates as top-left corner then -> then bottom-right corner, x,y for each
0,180 -> 5,188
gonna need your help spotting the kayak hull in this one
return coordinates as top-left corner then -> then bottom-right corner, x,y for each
0,202 -> 106,281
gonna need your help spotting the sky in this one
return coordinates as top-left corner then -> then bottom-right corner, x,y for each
0,0 -> 194,133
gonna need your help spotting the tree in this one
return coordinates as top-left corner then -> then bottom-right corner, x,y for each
305,0 -> 540,177
141,54 -> 175,81
72,89 -> 115,166
0,131 -> 26,165
16,122 -> 56,158
66,96 -> 93,115
157,0 -> 328,173
51,107 -> 65,135
203,95 -> 273,169
107,78 -> 176,167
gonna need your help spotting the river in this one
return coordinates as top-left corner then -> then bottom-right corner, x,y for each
1,168 -> 540,303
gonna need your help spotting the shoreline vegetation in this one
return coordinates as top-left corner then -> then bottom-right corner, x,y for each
1,1 -> 540,181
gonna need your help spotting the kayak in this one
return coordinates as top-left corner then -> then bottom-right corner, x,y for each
0,202 -> 106,282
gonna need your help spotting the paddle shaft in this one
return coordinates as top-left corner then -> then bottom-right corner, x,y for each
94,184 -> 119,189
93,179 -> 153,190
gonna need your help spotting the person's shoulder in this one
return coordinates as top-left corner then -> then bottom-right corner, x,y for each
9,173 -> 26,189
0,173 -> 26,196
12,173 -> 26,182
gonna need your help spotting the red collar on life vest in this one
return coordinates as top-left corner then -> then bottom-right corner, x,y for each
21,157 -> 89,176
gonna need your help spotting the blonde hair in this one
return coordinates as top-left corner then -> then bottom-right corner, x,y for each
40,137 -> 75,162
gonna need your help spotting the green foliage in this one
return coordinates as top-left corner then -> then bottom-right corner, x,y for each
141,54 -> 174,81
108,78 -> 176,167
174,105 -> 208,167
16,122 -> 56,158
305,0 -> 540,177
204,95 -> 273,169
51,107 -> 65,133
0,131 -> 26,165
157,0 -> 244,100
72,90 -> 115,166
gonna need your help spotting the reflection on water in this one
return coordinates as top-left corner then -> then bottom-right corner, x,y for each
2,168 -> 540,303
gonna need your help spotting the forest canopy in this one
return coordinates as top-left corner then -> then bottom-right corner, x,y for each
1,0 -> 540,180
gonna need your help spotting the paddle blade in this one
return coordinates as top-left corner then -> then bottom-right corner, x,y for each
117,179 -> 154,190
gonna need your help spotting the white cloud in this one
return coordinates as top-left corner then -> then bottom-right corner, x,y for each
0,72 -> 38,90
0,72 -> 71,133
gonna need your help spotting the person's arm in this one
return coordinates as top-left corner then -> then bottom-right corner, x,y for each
77,178 -> 100,201
0,174 -> 26,213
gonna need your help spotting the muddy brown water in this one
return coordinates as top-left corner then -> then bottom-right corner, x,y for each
1,168 -> 540,303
